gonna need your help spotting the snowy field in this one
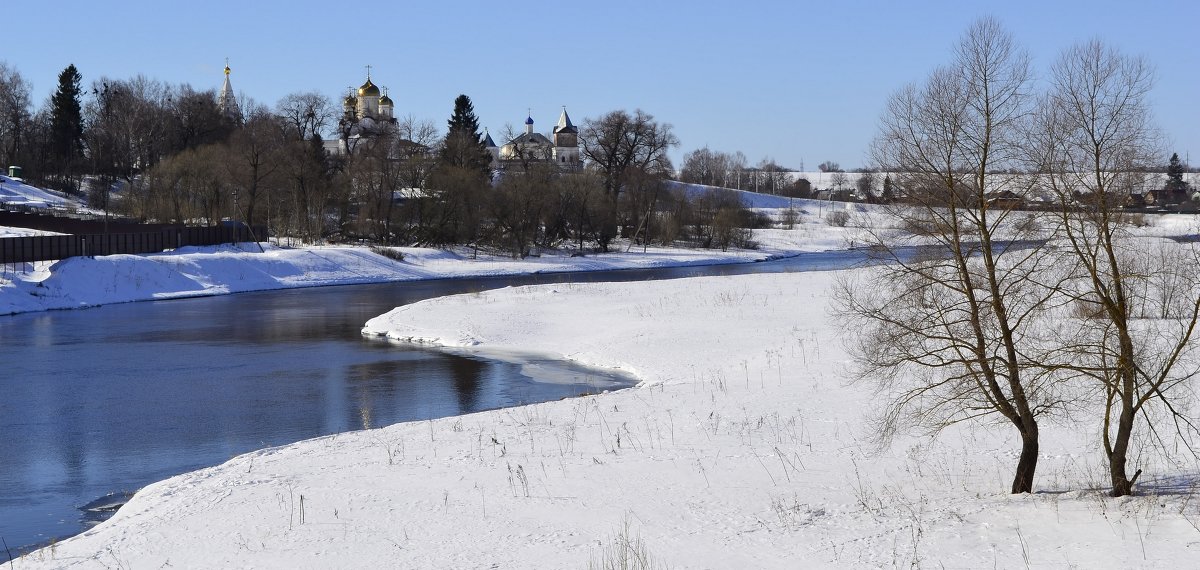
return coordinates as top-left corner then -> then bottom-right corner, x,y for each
6,201 -> 1200,568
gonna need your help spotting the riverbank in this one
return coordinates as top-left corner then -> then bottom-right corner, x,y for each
14,257 -> 1200,568
10,208 -> 1200,567
1,203 -> 859,317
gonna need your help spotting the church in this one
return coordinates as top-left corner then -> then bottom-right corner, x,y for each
225,66 -> 581,167
217,61 -> 240,123
329,70 -> 398,155
492,108 -> 581,169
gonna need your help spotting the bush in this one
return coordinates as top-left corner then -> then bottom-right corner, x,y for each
826,210 -> 851,227
781,207 -> 799,229
370,246 -> 405,262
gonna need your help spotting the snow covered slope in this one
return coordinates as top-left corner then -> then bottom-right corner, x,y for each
0,175 -> 76,209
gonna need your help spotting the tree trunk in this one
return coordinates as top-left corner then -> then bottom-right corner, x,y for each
1108,397 -> 1137,497
1011,425 -> 1039,494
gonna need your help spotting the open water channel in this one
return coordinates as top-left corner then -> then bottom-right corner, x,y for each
0,250 -> 874,560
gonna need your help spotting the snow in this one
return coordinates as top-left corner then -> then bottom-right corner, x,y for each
7,207 -> 1200,568
1,195 -> 872,316
0,175 -> 76,209
0,232 -> 847,316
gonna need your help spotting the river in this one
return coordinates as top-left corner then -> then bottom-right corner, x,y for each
0,249 -> 872,560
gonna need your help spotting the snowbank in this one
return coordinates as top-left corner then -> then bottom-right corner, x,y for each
0,233 -> 847,317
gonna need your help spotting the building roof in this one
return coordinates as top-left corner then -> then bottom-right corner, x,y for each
554,107 -> 577,134
358,78 -> 380,97
483,129 -> 497,148
507,132 -> 553,147
218,63 -> 239,118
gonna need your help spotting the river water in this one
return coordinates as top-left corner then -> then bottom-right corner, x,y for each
0,250 -> 871,560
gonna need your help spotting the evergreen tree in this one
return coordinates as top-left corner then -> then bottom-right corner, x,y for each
1165,152 -> 1189,199
881,174 -> 895,203
49,64 -> 84,175
438,94 -> 491,182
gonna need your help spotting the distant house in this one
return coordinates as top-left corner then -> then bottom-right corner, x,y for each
814,189 -> 854,202
984,190 -> 1025,210
1145,187 -> 1191,207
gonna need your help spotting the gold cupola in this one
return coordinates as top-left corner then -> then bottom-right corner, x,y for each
358,78 -> 380,97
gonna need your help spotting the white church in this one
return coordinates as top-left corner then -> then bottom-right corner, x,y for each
491,109 -> 581,168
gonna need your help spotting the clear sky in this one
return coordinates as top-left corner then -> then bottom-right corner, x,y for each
3,0 -> 1196,171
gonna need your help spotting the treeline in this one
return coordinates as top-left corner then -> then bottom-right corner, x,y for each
0,63 -> 762,253
379,101 -> 759,256
676,147 -> 797,195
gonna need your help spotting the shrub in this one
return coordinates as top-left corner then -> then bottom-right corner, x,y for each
826,210 -> 851,227
370,246 -> 405,263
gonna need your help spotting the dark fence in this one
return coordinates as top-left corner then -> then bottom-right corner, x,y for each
0,225 -> 268,264
0,209 -> 165,234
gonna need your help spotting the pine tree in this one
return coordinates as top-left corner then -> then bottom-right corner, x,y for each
881,174 -> 895,203
49,64 -> 84,174
438,94 -> 491,182
1165,152 -> 1189,200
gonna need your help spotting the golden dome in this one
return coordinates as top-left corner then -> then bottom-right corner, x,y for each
379,93 -> 393,106
358,78 -> 380,97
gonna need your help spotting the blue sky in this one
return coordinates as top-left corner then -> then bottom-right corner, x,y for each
4,0 -> 1196,170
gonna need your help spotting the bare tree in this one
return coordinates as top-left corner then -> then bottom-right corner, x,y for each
226,108 -> 284,228
1033,40 -> 1200,497
579,109 -> 678,250
276,92 -> 334,141
580,109 -> 678,201
679,147 -> 732,187
755,158 -> 792,194
393,114 -> 439,191
818,160 -> 842,173
166,84 -> 230,153
84,76 -> 172,212
835,17 -> 1056,494
0,62 -> 32,170
827,172 -> 849,199
856,171 -> 878,202
726,151 -> 748,189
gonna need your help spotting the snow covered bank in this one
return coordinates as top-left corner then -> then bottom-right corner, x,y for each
16,268 -> 1200,568
0,175 -> 76,209
0,224 -> 853,317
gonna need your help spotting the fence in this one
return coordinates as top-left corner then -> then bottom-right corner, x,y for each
0,224 -> 267,264
0,209 -> 165,235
